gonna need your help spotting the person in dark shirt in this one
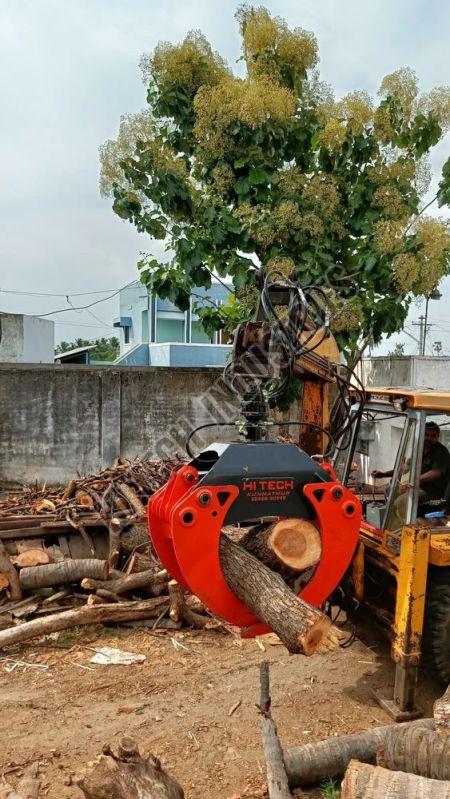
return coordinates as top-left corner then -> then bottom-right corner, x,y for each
372,421 -> 450,507
419,422 -> 450,502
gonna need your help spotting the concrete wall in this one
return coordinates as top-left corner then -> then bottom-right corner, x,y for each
360,355 -> 450,390
0,313 -> 54,363
0,364 -> 238,485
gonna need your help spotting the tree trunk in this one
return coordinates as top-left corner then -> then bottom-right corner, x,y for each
0,541 -> 22,601
340,759 -> 450,799
77,737 -> 184,799
219,534 -> 338,655
434,685 -> 450,735
19,559 -> 108,590
81,569 -> 167,597
0,596 -> 168,649
259,661 -> 292,799
377,723 -> 450,780
240,518 -> 321,583
283,719 -> 434,787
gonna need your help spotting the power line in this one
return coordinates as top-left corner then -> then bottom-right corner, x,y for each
37,282 -> 135,317
0,287 -> 122,298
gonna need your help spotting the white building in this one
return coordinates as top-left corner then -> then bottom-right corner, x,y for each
0,313 -> 54,363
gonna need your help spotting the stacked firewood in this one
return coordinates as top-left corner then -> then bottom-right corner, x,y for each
0,456 -> 221,647
0,456 -> 344,656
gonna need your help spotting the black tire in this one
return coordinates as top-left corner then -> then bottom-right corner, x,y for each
422,567 -> 450,684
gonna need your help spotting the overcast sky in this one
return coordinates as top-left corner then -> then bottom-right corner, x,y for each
1,0 -> 449,351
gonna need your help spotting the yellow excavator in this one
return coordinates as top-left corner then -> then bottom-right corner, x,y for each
150,266 -> 450,721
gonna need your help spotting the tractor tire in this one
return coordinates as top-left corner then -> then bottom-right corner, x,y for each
422,567 -> 450,685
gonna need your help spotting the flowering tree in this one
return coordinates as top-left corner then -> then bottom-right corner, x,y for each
100,5 -> 450,358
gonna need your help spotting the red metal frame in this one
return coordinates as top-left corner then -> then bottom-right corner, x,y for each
148,464 -> 361,633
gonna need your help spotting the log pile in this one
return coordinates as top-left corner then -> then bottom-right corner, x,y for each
280,675 -> 450,799
0,458 -> 341,655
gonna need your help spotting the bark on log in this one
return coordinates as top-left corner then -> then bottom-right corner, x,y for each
0,596 -> 168,649
434,685 -> 450,735
116,483 -> 146,517
62,478 -> 77,500
77,737 -> 184,799
259,661 -> 292,799
377,723 -> 450,780
81,569 -> 167,597
19,559 -> 108,590
0,541 -> 22,601
219,534 -> 336,655
340,759 -> 450,799
240,518 -> 321,582
283,719 -> 434,787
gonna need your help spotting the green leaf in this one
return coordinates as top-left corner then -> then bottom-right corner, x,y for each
248,168 -> 271,186
234,177 -> 250,195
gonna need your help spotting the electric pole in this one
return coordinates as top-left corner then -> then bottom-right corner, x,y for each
412,315 -> 433,355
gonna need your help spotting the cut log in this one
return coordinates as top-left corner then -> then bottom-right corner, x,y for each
377,723 -> 450,780
75,490 -> 95,510
0,573 -> 10,592
219,534 -> 336,655
116,483 -> 146,517
434,685 -> 450,734
340,759 -> 450,799
240,518 -> 321,582
0,541 -> 22,601
19,559 -> 109,590
168,581 -> 185,622
0,596 -> 168,649
12,549 -> 51,568
81,569 -> 167,597
259,661 -> 292,799
77,737 -> 184,799
283,719 -> 434,787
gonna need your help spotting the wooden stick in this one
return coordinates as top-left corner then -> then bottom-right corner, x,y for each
96,588 -> 124,604
0,596 -> 168,649
19,559 -> 108,590
219,534 -> 335,655
116,483 -> 146,516
259,661 -> 292,799
81,569 -> 167,597
107,518 -> 122,568
0,541 -> 22,601
341,759 -> 450,799
283,719 -> 434,788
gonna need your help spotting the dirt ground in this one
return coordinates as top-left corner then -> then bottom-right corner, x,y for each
0,622 -> 438,799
